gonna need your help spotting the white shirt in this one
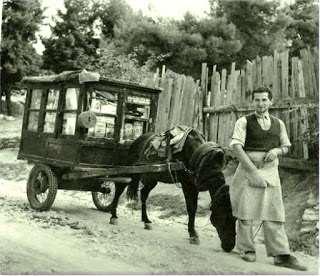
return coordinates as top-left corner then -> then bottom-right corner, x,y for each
230,111 -> 291,149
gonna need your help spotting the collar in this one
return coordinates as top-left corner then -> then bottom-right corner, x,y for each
255,111 -> 269,119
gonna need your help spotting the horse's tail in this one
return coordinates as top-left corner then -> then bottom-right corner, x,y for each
126,132 -> 155,201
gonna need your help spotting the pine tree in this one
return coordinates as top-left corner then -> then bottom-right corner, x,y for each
1,0 -> 43,115
42,0 -> 100,73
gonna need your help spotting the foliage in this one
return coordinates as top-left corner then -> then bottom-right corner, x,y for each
114,12 -> 241,78
284,0 -> 319,57
86,43 -> 155,83
1,0 -> 44,114
1,0 -> 43,85
209,0 -> 289,66
41,0 -> 101,73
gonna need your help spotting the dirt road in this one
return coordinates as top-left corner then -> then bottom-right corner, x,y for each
0,148 -> 318,274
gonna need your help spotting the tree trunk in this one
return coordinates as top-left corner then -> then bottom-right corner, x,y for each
0,90 -> 3,114
5,88 -> 12,116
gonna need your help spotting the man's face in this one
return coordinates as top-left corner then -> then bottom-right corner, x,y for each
253,92 -> 272,114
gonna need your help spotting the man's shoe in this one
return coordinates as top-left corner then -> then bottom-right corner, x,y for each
240,251 -> 256,262
274,255 -> 307,271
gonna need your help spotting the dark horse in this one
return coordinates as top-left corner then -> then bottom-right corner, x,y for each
106,128 -> 236,252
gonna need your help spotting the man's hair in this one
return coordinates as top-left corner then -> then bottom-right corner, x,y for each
251,87 -> 273,100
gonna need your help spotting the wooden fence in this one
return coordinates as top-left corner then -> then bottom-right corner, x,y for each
145,47 -> 318,162
144,67 -> 203,133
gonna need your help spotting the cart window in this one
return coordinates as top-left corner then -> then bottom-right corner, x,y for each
87,90 -> 118,139
62,88 -> 79,135
43,89 -> 59,133
121,95 -> 151,141
27,89 -> 43,131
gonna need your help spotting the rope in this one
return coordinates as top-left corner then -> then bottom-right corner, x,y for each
167,161 -> 180,188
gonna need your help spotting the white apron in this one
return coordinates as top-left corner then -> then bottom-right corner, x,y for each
229,151 -> 285,222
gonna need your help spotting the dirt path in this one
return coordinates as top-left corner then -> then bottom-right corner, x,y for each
0,148 -> 318,274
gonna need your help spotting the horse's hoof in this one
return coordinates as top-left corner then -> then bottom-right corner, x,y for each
109,217 -> 118,225
144,222 -> 152,230
189,236 -> 200,245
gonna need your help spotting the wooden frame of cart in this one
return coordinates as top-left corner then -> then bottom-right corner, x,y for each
18,70 -> 184,211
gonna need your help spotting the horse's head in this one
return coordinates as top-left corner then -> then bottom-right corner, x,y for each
189,143 -> 236,252
210,185 -> 236,252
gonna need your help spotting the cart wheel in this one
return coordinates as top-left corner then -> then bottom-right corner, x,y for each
27,164 -> 58,211
92,181 -> 115,212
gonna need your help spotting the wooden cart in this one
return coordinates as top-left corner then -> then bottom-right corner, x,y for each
18,70 -> 184,211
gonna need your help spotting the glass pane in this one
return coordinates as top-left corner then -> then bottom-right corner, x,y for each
90,90 -> 117,115
62,113 -> 77,135
44,112 -> 56,133
30,89 -> 42,109
123,121 -> 144,140
46,89 -> 59,109
88,116 -> 115,138
28,111 -> 39,131
65,88 -> 79,110
125,96 -> 150,119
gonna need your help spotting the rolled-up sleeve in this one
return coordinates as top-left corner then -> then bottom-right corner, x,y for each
279,119 -> 291,147
230,117 -> 247,148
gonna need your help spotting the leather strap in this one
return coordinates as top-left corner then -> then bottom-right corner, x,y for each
189,142 -> 224,171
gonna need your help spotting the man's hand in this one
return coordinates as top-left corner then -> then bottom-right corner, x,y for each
264,148 -> 281,162
247,170 -> 268,188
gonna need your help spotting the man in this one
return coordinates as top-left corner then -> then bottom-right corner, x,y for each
229,87 -> 307,271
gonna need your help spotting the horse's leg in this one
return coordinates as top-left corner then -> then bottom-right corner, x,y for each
140,177 -> 157,230
108,182 -> 127,225
181,180 -> 200,245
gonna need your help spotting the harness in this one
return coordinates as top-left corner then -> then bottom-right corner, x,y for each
188,142 -> 224,174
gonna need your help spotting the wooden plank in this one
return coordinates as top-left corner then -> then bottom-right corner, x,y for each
280,50 -> 289,99
283,109 -> 291,143
290,57 -> 298,99
273,50 -> 280,99
155,76 -> 169,132
209,71 -> 220,142
311,47 -> 319,96
234,70 -> 241,105
300,49 -> 311,98
240,69 -> 246,105
168,75 -> 183,128
221,69 -> 227,105
251,59 -> 257,91
299,106 -> 309,159
291,108 -> 299,158
181,77 -> 196,127
256,55 -> 262,88
161,65 -> 166,79
74,161 -> 185,175
193,81 -> 202,130
309,47 -> 318,99
246,60 -> 253,102
297,59 -> 306,98
223,74 -> 233,147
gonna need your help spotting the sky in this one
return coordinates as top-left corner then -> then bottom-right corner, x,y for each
35,0 -> 211,53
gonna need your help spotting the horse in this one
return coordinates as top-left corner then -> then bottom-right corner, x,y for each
105,127 -> 236,252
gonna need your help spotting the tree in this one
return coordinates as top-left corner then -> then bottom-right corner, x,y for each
1,0 -> 43,115
113,13 -> 241,78
42,0 -> 100,73
209,0 -> 289,65
284,0 -> 318,56
42,0 -> 133,74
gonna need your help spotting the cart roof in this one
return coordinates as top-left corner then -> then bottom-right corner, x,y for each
21,70 -> 162,93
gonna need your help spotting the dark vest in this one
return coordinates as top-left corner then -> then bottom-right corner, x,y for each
244,113 -> 281,152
